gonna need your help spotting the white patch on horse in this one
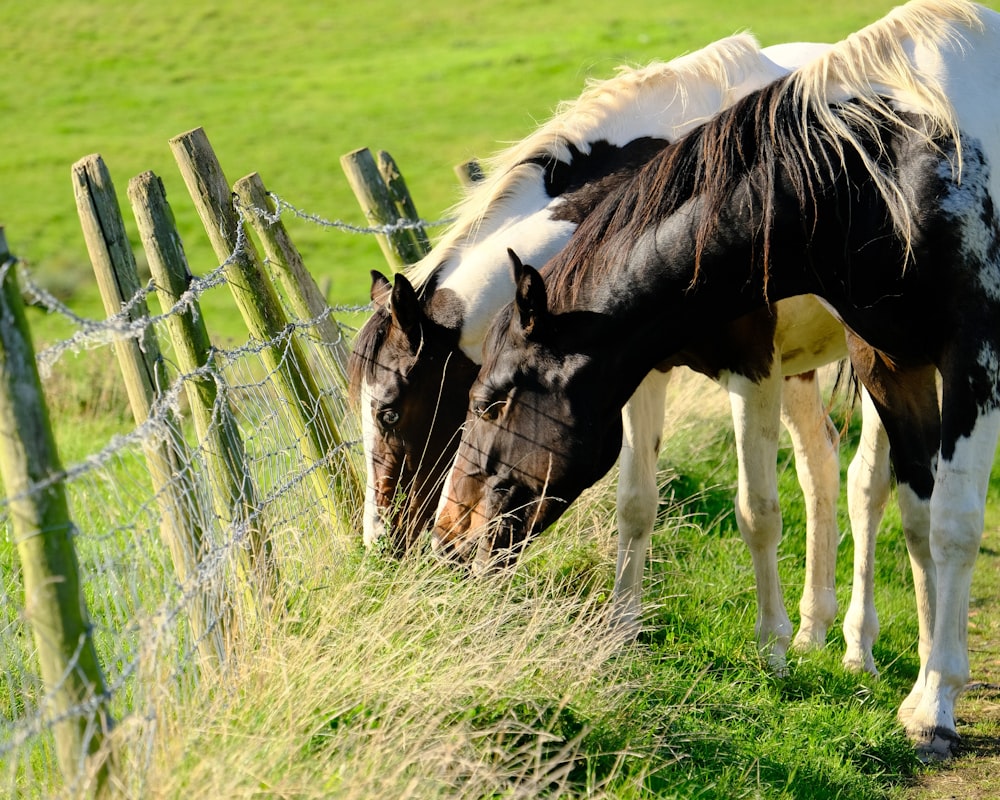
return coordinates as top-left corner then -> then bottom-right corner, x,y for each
935,153 -> 1000,300
907,408 -> 1000,755
360,378 -> 387,547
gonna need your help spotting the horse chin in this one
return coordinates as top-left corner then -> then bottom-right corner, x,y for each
362,512 -> 388,550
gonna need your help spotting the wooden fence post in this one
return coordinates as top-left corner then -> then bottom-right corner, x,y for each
0,230 -> 112,793
232,172 -> 352,392
232,172 -> 364,499
377,150 -> 431,257
126,169 -> 277,616
340,147 -> 427,268
169,127 -> 359,537
71,154 -> 233,665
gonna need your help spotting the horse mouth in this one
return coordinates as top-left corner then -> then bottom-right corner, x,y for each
430,513 -> 527,572
431,485 -> 560,571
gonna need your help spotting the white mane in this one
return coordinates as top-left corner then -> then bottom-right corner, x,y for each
787,0 -> 984,250
405,33 -> 772,290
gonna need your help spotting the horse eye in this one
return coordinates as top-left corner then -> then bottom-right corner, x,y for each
378,408 -> 401,428
475,399 -> 505,422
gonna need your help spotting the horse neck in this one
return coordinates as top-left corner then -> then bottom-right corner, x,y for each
432,207 -> 578,363
552,196 -> 818,404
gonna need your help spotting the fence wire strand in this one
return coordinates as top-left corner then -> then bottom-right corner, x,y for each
0,189 -> 393,797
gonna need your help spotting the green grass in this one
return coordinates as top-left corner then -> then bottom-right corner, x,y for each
2,0 -> 919,336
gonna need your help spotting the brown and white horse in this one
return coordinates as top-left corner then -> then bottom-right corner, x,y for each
349,35 -> 891,672
432,0 -> 1000,760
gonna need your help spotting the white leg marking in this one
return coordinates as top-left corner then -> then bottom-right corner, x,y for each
843,387 -> 891,675
612,370 -> 670,634
780,374 -> 841,651
727,369 -> 792,671
906,410 -> 1000,758
897,481 -> 934,724
360,379 -> 387,548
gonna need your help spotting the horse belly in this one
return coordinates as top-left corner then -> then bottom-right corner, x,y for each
772,295 -> 847,376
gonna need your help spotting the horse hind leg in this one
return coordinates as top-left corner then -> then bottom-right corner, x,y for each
842,386 -> 891,675
847,338 -> 949,755
906,400 -> 1000,760
779,371 -> 841,652
611,369 -> 670,636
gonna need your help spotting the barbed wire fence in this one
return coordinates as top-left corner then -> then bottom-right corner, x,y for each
0,128 -> 456,798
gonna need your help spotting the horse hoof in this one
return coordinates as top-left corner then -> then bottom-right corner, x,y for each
791,628 -> 825,652
841,652 -> 879,677
765,651 -> 789,678
912,726 -> 961,763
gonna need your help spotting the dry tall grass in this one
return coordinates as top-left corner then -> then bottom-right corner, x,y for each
132,535 -> 648,798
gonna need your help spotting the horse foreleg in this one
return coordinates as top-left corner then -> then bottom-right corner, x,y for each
779,371 -> 840,652
611,369 -> 669,634
727,369 -> 792,671
842,387 -> 891,675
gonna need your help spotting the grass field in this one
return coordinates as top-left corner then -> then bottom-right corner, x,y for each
2,0 -> 913,318
4,1 -> 1000,797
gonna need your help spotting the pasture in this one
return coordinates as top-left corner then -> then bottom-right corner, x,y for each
2,0 -> 1000,797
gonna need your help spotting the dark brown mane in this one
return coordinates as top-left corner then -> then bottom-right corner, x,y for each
538,0 -> 977,311
347,308 -> 391,405
541,75 -> 832,308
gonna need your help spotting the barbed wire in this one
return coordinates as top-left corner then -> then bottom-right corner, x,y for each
25,192 -> 392,376
1,187 -> 400,793
259,192 -> 455,235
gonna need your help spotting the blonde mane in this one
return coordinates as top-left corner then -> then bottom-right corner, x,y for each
405,33 -> 768,290
786,0 -> 984,250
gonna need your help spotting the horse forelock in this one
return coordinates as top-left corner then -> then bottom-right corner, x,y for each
404,33 -> 769,291
541,0 -> 986,310
348,307 -> 392,405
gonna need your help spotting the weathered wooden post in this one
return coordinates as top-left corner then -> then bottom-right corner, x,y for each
232,172 -> 353,391
126,168 -> 277,617
377,150 -> 431,256
170,127 -> 359,536
340,147 -> 428,268
232,172 -> 364,499
0,229 -> 112,793
72,154 -> 233,665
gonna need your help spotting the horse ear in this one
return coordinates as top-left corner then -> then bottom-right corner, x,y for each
508,249 -> 548,338
390,273 -> 422,347
370,270 -> 392,309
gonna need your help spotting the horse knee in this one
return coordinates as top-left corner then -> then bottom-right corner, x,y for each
735,492 -> 782,548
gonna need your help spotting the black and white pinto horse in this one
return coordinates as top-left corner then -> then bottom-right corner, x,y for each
432,0 -> 1000,759
349,34 -> 892,673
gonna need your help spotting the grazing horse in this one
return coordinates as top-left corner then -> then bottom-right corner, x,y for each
432,0 -> 1000,759
348,34 -> 889,672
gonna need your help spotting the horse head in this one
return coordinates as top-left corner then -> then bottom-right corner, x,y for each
431,251 -> 625,569
349,270 -> 478,553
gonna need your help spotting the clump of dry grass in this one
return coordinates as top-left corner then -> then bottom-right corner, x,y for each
131,534 -> 646,799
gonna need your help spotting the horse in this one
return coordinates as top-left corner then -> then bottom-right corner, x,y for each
431,0 -> 999,760
348,34 -> 892,673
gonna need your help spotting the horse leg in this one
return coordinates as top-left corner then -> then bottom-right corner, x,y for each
896,479 -> 933,724
842,386 -> 891,675
611,369 -> 670,634
727,368 -> 792,671
779,371 -> 840,651
905,365 -> 1000,760
847,338 -> 949,752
